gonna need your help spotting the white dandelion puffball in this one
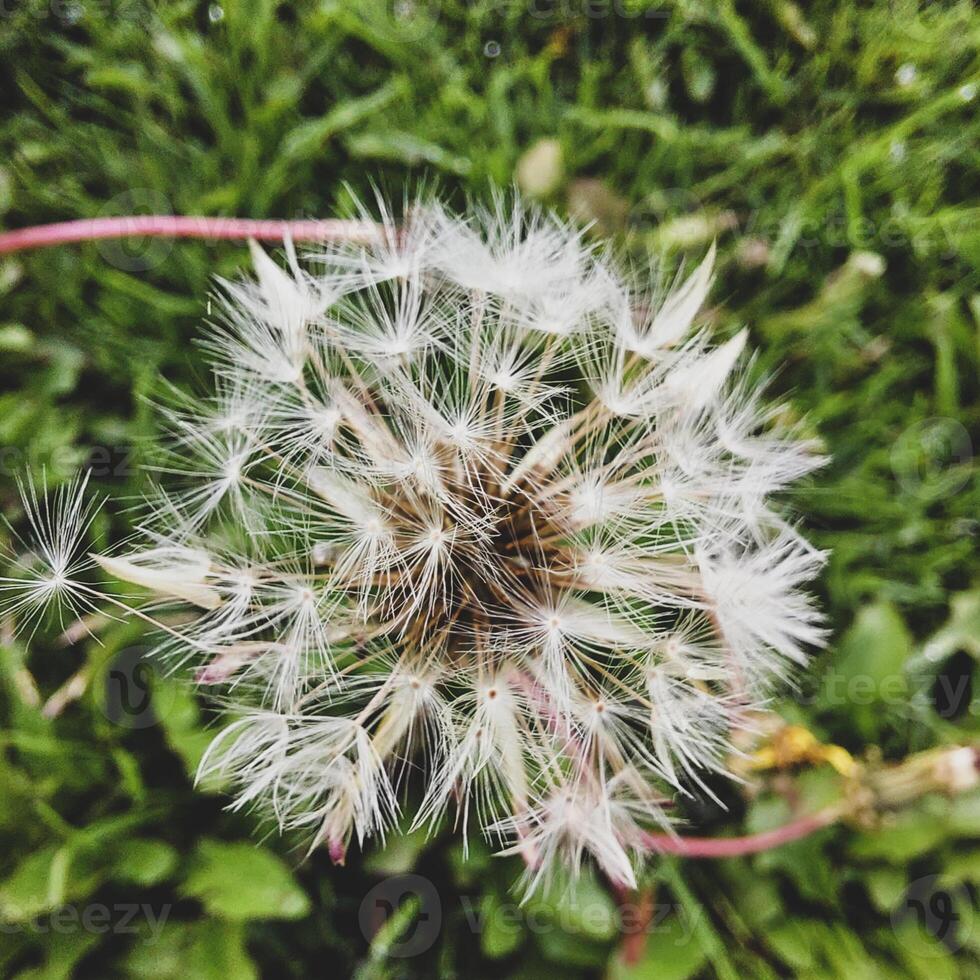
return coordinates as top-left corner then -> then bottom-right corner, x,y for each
1,194 -> 827,891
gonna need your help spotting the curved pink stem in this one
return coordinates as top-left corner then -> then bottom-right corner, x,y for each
640,806 -> 840,858
0,215 -> 382,256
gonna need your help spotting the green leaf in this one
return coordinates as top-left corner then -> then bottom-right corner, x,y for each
948,790 -> 980,835
658,861 -> 738,980
609,912 -> 708,980
13,929 -> 99,980
765,920 -> 817,971
181,840 -> 311,921
524,869 -> 618,942
363,825 -> 429,876
156,677 -> 213,775
746,793 -> 838,903
534,927 -> 609,968
727,874 -> 783,930
850,799 -> 950,863
825,601 -> 913,737
943,848 -> 980,886
835,601 -> 914,687
890,922 -> 959,980
866,866 -> 906,912
910,590 -> 980,672
479,892 -> 525,960
0,845 -> 101,922
345,131 -> 473,176
276,77 -> 409,166
446,838 -> 492,888
110,839 -> 179,887
0,323 -> 32,352
817,922 -> 884,977
755,833 -> 838,904
124,920 -> 258,980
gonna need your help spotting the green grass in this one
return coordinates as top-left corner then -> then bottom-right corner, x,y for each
1,1 -> 978,976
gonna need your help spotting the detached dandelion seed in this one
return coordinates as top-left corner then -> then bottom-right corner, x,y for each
0,191 -> 827,890
1,472 -> 102,636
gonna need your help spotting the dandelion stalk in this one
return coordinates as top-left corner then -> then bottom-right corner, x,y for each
0,215 -> 383,255
640,806 -> 843,858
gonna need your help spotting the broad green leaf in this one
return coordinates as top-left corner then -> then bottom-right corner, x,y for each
948,790 -> 980,836
156,677 -> 213,775
181,840 -> 310,921
479,892 -> 525,960
0,845 -> 101,922
890,922 -> 959,980
825,601 -> 914,738
524,869 -> 618,942
850,801 -> 950,863
747,794 -> 837,902
12,930 -> 99,980
124,920 -> 258,980
817,922 -> 885,978
943,848 -> 980,886
110,839 -> 179,887
766,920 -> 817,970
534,927 -> 609,968
608,912 -> 708,980
852,791 -> 978,866
728,874 -> 783,929
866,866 -> 906,912
363,826 -> 429,876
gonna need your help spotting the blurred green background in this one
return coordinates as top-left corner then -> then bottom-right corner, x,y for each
1,1 -> 979,976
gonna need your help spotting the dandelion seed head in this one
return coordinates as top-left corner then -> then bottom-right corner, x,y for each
1,190 -> 827,888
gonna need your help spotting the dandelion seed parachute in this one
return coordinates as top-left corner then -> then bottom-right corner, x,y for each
0,473 -> 102,635
0,192 -> 827,890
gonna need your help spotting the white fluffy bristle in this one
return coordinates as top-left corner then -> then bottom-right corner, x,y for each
2,192 -> 827,889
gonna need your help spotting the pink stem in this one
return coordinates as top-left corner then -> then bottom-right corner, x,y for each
0,215 -> 382,255
640,807 -> 840,858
